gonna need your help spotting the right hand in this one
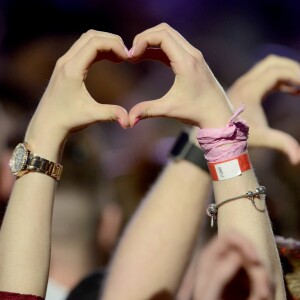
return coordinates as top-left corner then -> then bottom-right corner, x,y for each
25,30 -> 130,160
227,55 -> 300,164
193,232 -> 274,300
129,23 -> 234,129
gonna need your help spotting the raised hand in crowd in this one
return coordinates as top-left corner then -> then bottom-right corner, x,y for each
227,55 -> 300,164
0,30 -> 130,298
103,23 -> 285,300
193,232 -> 274,300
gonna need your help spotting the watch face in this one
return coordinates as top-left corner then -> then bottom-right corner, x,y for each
9,143 -> 28,175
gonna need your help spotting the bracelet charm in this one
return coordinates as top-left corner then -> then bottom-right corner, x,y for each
206,186 -> 266,228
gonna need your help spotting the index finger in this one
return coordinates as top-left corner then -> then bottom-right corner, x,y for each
67,37 -> 129,75
248,55 -> 300,80
131,29 -> 188,66
130,47 -> 170,66
133,23 -> 199,58
59,30 -> 127,64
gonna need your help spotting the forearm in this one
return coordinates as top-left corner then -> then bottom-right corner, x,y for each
0,28 -> 131,298
0,130 -> 63,297
213,170 -> 286,299
103,159 -> 211,300
195,94 -> 285,298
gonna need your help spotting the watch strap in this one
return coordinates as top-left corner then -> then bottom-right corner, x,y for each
170,131 -> 209,172
183,143 -> 209,172
26,153 -> 63,180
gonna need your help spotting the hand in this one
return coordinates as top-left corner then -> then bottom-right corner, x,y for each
193,232 -> 274,300
25,30 -> 130,159
129,23 -> 233,129
227,55 -> 300,164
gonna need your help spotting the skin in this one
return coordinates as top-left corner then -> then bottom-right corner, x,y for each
178,54 -> 300,299
1,24 -> 296,300
0,30 -> 130,297
103,23 -> 286,300
227,54 -> 300,164
193,232 -> 274,300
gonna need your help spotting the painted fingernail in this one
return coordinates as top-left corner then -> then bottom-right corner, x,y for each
129,46 -> 135,57
124,47 -> 130,57
117,118 -> 127,129
131,117 -> 140,127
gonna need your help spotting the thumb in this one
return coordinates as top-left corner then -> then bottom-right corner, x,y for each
249,128 -> 300,164
129,97 -> 170,127
89,102 -> 130,129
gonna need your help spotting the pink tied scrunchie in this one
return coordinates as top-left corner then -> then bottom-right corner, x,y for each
197,105 -> 249,162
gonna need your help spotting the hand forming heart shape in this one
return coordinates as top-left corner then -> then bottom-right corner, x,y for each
227,55 -> 300,164
25,23 -> 300,164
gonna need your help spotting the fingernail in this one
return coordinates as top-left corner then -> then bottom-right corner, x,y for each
289,149 -> 300,165
131,117 -> 140,127
129,46 -> 135,57
117,118 -> 127,129
124,47 -> 130,57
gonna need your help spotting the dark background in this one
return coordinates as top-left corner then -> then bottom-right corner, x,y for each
1,0 -> 300,238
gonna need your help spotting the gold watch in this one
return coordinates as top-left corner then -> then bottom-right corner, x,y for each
9,142 -> 63,180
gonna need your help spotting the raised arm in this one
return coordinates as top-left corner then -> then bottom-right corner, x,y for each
103,139 -> 211,300
102,24 -> 225,300
227,54 -> 300,164
0,30 -> 129,299
103,23 -> 285,300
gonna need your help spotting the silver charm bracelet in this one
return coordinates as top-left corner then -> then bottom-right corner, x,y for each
206,186 -> 266,228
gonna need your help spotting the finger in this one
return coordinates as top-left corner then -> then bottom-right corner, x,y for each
279,82 -> 300,95
87,101 -> 130,128
130,29 -> 188,65
194,250 -> 243,300
249,128 -> 300,164
257,66 -> 300,98
236,66 -> 300,104
222,233 -> 274,299
60,30 -> 128,63
229,55 -> 300,104
130,48 -> 170,66
205,232 -> 261,264
218,231 -> 261,264
132,23 -> 199,57
197,243 -> 272,300
67,37 -> 129,75
194,232 -> 262,296
247,55 -> 300,81
247,263 -> 274,300
129,97 -> 172,127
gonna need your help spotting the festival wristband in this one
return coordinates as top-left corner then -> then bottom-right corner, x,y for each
207,152 -> 252,181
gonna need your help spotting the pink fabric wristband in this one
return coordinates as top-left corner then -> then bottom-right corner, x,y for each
197,106 -> 249,162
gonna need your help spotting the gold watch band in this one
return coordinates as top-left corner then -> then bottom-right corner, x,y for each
26,153 -> 63,180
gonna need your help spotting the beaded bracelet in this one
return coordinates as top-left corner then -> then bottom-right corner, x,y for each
206,186 -> 266,227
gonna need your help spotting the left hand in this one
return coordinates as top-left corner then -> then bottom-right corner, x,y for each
129,23 -> 233,129
227,55 -> 300,164
193,232 -> 274,300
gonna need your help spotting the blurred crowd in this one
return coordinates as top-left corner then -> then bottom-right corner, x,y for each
1,0 -> 300,299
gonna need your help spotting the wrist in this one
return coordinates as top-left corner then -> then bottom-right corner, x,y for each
24,129 -> 66,163
194,93 -> 234,128
24,113 -> 67,162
